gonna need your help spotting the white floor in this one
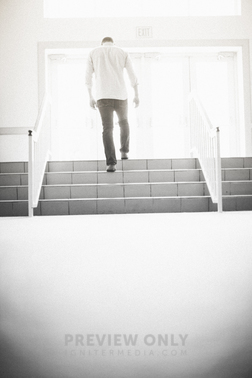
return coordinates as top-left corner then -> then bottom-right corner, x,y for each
1,211 -> 252,378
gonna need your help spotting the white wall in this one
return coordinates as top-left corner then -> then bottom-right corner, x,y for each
0,0 -> 252,160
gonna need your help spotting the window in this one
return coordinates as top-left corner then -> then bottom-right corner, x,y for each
44,0 -> 241,18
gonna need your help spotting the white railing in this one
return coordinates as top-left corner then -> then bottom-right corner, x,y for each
189,92 -> 223,213
28,93 -> 52,217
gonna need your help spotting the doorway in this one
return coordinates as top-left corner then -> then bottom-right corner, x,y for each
48,48 -> 241,160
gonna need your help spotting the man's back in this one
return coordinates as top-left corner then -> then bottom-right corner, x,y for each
86,45 -> 138,101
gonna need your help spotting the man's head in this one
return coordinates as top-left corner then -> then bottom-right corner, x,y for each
101,37 -> 114,45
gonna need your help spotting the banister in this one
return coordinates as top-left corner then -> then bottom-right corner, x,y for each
189,91 -> 223,213
28,92 -> 52,217
0,127 -> 30,135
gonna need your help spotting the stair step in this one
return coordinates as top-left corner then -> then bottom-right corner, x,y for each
44,169 -> 203,185
1,168 -> 252,187
1,157 -> 252,176
2,180 -> 252,202
2,194 -> 252,217
44,158 -> 200,172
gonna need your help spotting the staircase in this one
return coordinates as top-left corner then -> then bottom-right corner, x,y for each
0,157 -> 252,216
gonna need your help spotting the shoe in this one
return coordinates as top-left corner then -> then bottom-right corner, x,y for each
106,164 -> 116,172
121,152 -> 128,160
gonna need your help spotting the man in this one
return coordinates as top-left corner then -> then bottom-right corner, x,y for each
85,37 -> 139,172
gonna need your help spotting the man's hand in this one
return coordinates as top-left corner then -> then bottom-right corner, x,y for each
133,96 -> 140,108
89,97 -> 97,109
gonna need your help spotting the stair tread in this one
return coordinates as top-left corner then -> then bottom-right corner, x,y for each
3,179 -> 252,189
2,193 -> 252,205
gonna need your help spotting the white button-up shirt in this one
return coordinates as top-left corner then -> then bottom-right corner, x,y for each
85,45 -> 138,101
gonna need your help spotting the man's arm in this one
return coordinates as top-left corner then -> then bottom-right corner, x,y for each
133,83 -> 140,108
87,88 -> 97,109
125,54 -> 139,108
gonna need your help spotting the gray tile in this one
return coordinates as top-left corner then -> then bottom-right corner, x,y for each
221,158 -> 244,168
178,183 -> 204,196
41,200 -> 69,215
44,186 -> 70,199
171,159 -> 196,169
1,162 -> 26,173
13,201 -> 28,216
222,182 -> 231,195
18,187 -> 28,200
236,196 -> 252,211
98,185 -> 124,198
21,174 -> 28,185
74,160 -> 98,171
0,202 -> 13,216
123,171 -> 148,183
73,172 -> 97,184
97,198 -> 125,214
69,199 -> 97,215
125,198 -> 153,213
223,196 -> 237,211
149,170 -> 174,183
124,184 -> 151,197
175,170 -> 200,182
46,173 -> 72,185
151,183 -> 177,197
97,160 -> 107,171
152,198 -> 181,213
34,203 -> 41,216
48,161 -> 73,172
122,159 -> 147,170
98,171 -> 123,184
181,197 -> 209,212
0,174 -> 21,186
230,182 -> 252,195
244,158 -> 252,168
224,169 -> 250,181
0,187 -> 17,200
147,159 -> 172,170
71,185 -> 97,199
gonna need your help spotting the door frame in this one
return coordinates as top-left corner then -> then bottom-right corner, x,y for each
38,39 -> 251,157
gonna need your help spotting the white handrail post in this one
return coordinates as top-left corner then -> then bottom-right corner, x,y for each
188,92 -> 223,213
216,127 -> 223,213
28,130 -> 34,217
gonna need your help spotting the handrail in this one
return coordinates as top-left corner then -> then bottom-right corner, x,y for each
189,91 -> 223,213
28,93 -> 52,217
0,127 -> 30,135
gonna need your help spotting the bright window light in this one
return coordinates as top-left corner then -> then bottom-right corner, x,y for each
44,0 -> 241,18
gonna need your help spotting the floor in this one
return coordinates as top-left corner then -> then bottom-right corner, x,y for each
1,211 -> 252,378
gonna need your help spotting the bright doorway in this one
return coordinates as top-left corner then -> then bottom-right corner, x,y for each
48,47 -> 242,160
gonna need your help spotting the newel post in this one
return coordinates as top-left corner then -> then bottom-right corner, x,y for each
28,130 -> 34,217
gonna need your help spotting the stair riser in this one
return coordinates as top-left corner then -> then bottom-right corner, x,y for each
3,181 -> 252,201
44,159 -> 200,172
0,183 -> 210,201
45,170 -> 203,185
1,196 -> 252,217
1,158 -> 252,175
1,169 -> 252,187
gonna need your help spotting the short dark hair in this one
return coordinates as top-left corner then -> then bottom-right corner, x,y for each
101,37 -> 114,45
